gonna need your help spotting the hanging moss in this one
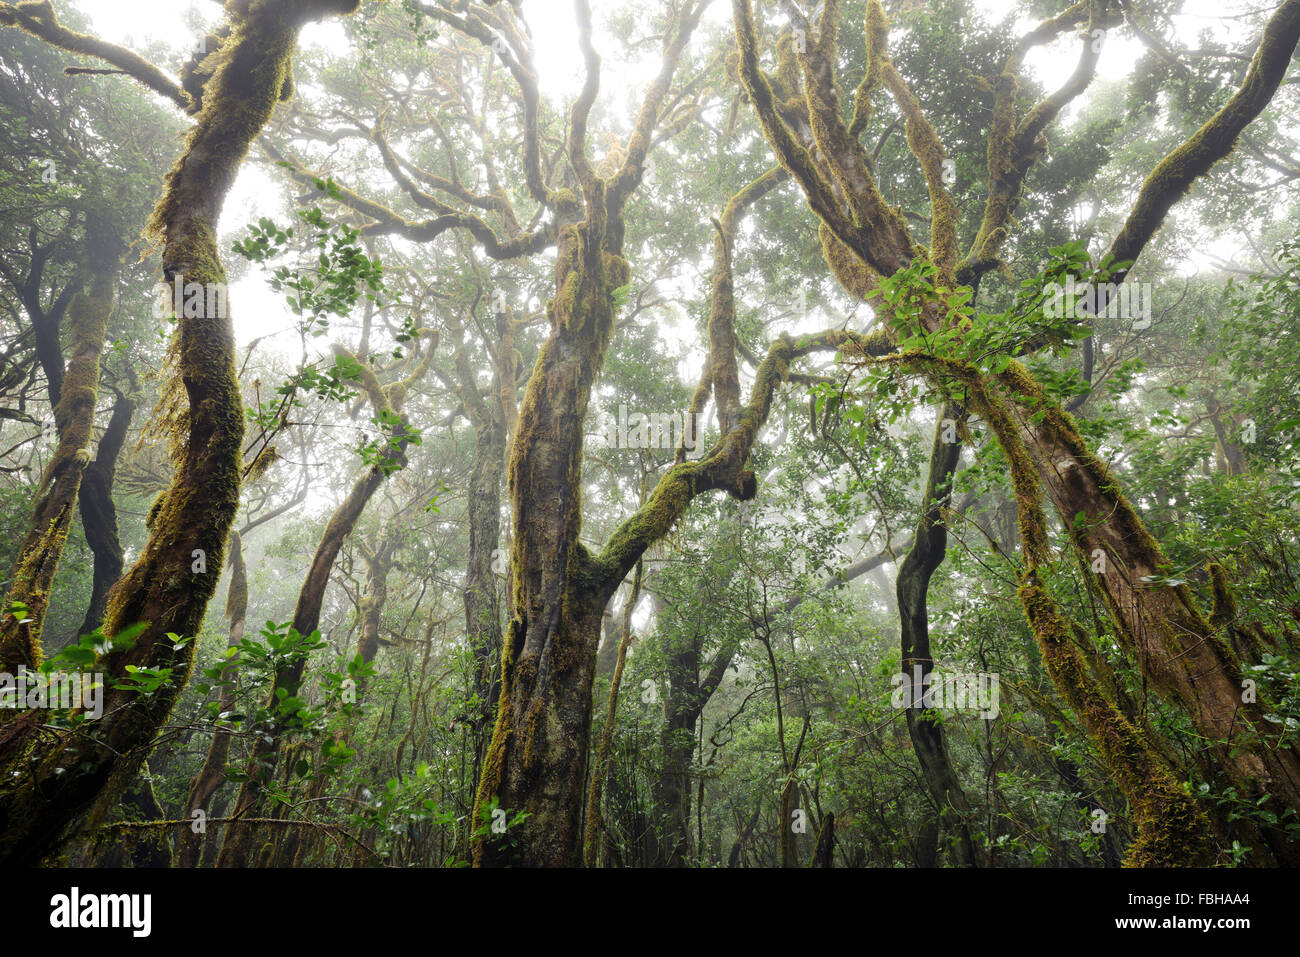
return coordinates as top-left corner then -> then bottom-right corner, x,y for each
1018,573 -> 1215,866
820,222 -> 877,299
0,0 -> 367,868
888,352 -> 1217,865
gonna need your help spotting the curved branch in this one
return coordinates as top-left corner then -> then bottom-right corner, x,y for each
1106,0 -> 1300,276
0,0 -> 193,112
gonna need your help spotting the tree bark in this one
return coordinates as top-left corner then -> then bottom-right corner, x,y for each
174,531 -> 247,868
895,402 -> 980,866
0,251 -> 117,671
76,384 -> 134,638
995,366 -> 1300,862
0,0 -> 363,867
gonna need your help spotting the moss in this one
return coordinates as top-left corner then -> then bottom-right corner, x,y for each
243,445 -> 279,483
147,9 -> 300,244
849,0 -> 889,137
385,329 -> 439,408
995,360 -> 1245,669
895,351 -> 1216,864
1207,563 -> 1238,629
0,270 -> 115,671
868,3 -> 958,281
820,222 -> 876,299
471,614 -> 521,864
732,0 -> 854,247
1019,573 -> 1215,866
774,32 -> 802,97
1107,0 -> 1300,271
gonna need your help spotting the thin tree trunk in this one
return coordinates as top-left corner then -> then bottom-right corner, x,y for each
811,811 -> 835,868
895,402 -> 980,866
584,561 -> 641,867
216,435 -> 408,866
76,384 -> 134,638
174,531 -> 247,867
464,406 -> 505,762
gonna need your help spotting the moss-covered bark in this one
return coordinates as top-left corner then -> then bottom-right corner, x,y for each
355,540 -> 394,675
0,256 -> 117,672
992,364 -> 1300,863
0,0 -> 363,867
473,192 -> 631,866
955,365 -> 1216,866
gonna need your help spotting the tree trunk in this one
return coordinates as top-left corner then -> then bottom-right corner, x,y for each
651,631 -> 700,867
76,385 -> 134,638
174,531 -> 247,867
584,563 -> 641,867
996,366 -> 1300,863
811,811 -> 835,867
0,256 -> 117,670
895,402 -> 980,866
465,407 -> 505,757
473,201 -> 631,867
0,0 -> 364,868
953,367 -> 1216,866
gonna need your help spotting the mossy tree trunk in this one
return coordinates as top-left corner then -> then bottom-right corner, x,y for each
355,537 -> 395,674
0,241 -> 118,671
956,367 -> 1217,866
472,0 -> 715,867
994,367 -> 1300,862
473,196 -> 632,866
652,637 -> 703,868
471,178 -> 873,866
0,0 -> 363,867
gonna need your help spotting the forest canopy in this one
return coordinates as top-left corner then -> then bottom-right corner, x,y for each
0,0 -> 1298,873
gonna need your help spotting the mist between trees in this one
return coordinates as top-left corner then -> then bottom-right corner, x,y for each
0,0 -> 1298,869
